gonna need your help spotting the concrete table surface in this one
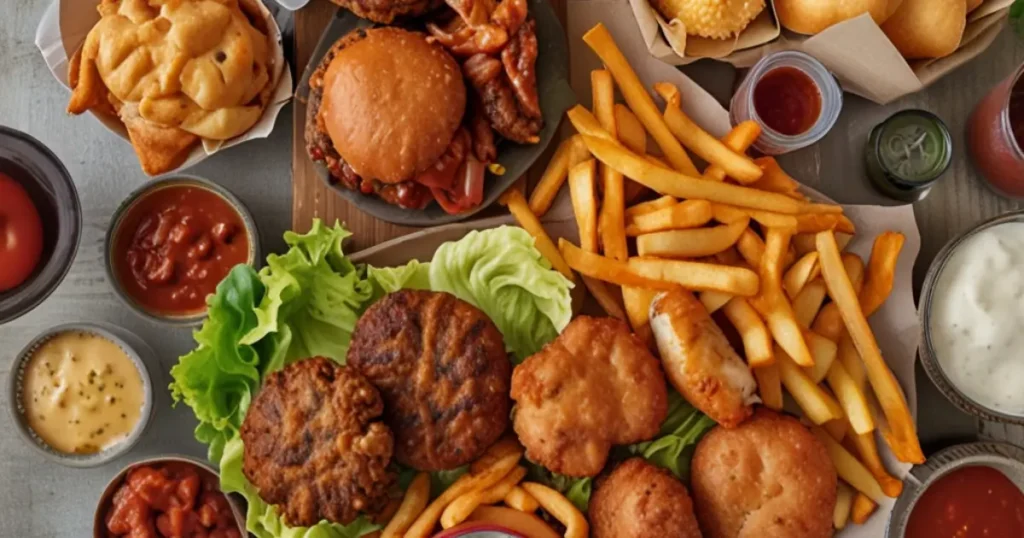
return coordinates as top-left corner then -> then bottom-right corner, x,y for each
1,1 -> 1022,536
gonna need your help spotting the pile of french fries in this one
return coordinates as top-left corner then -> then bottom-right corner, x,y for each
501,22 -> 924,532
379,439 -> 585,538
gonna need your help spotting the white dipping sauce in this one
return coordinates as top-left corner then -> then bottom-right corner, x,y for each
929,222 -> 1024,415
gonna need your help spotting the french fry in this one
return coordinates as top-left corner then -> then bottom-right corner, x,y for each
841,253 -> 866,294
560,240 -> 675,290
626,199 -> 713,235
783,252 -> 820,299
796,213 -> 856,234
792,279 -> 827,328
582,24 -> 699,175
653,82 -> 763,183
614,103 -> 646,154
528,135 -> 589,216
804,329 -> 838,380
471,438 -> 523,475
793,233 -> 817,257
566,105 -> 615,142
752,228 -> 814,366
826,360 -> 875,434
836,232 -> 854,251
851,494 -> 878,525
624,179 -> 649,204
736,228 -> 765,268
724,297 -> 774,367
751,157 -> 802,193
622,286 -> 659,330
520,482 -> 589,538
626,195 -> 676,217
703,120 -> 762,182
850,431 -> 904,497
712,203 -> 799,229
778,349 -> 844,424
816,231 -> 924,464
405,449 -> 524,538
834,482 -> 855,530
636,219 -> 748,258
468,506 -> 560,538
804,203 -> 845,214
860,232 -> 904,316
441,467 -> 528,529
581,135 -> 808,214
504,486 -> 540,513
629,257 -> 759,296
568,160 -> 599,253
812,427 -> 887,503
823,417 -> 849,442
754,362 -> 783,410
812,303 -> 844,342
501,189 -> 574,280
582,277 -> 628,321
699,290 -> 733,314
381,472 -> 430,538
593,70 -> 628,262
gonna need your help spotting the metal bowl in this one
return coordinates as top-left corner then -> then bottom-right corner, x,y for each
93,454 -> 247,538
0,126 -> 81,325
918,209 -> 1024,424
886,441 -> 1024,537
103,174 -> 261,326
7,323 -> 155,467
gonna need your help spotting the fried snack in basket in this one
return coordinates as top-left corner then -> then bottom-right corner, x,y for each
650,0 -> 766,39
68,0 -> 276,175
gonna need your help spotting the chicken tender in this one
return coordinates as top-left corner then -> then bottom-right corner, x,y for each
511,316 -> 668,477
347,290 -> 511,471
691,409 -> 836,538
650,289 -> 758,428
241,357 -> 395,527
590,458 -> 702,538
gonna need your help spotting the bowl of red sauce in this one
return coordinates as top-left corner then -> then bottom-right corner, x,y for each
104,175 -> 259,325
93,455 -> 245,538
0,126 -> 81,325
886,442 -> 1024,538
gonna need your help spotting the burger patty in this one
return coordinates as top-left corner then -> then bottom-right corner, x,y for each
347,290 -> 512,471
328,0 -> 444,24
240,357 -> 396,527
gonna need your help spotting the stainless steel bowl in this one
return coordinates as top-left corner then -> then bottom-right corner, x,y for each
93,454 -> 247,538
103,174 -> 261,326
918,209 -> 1024,424
886,441 -> 1024,537
7,323 -> 155,467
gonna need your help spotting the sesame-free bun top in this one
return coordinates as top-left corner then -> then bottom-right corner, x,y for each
319,27 -> 466,184
690,408 -> 837,538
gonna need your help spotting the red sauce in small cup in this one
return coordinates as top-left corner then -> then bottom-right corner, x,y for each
104,461 -> 241,538
112,185 -> 249,316
753,67 -> 822,136
905,466 -> 1024,538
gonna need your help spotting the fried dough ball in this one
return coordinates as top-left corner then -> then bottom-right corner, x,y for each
590,458 -> 702,538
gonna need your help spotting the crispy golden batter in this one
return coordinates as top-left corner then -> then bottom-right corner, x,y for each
650,289 -> 758,428
691,409 -> 836,538
240,357 -> 395,527
67,0 -> 275,175
590,458 -> 702,538
511,317 -> 668,477
347,290 -> 511,471
328,0 -> 443,23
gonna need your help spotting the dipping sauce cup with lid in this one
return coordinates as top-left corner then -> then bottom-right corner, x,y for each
730,51 -> 842,155
105,175 -> 260,325
919,210 -> 1024,424
968,61 -> 1024,199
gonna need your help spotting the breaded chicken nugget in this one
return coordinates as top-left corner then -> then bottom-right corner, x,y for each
650,289 -> 758,428
590,458 -> 702,538
511,316 -> 668,477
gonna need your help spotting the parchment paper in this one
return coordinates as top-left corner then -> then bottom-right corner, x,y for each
34,0 -> 293,175
627,0 -> 1013,104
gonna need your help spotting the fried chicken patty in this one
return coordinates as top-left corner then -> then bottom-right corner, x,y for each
347,290 -> 511,471
240,357 -> 395,527
590,458 -> 702,538
329,0 -> 443,23
691,409 -> 837,538
511,316 -> 668,477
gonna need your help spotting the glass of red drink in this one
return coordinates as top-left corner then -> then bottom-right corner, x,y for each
968,63 -> 1024,199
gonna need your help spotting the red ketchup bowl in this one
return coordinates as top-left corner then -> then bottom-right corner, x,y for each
0,126 -> 81,325
93,455 -> 246,538
433,522 -> 528,538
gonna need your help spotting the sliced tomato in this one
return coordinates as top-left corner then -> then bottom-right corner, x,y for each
430,157 -> 487,215
0,173 -> 44,292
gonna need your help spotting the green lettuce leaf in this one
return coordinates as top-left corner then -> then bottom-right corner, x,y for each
427,226 -> 574,361
626,391 -> 717,481
366,261 -> 430,299
221,437 -> 380,538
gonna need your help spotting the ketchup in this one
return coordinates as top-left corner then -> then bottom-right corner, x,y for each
753,67 -> 822,136
905,466 -> 1024,538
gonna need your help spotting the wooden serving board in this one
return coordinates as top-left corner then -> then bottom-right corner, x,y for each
291,0 -> 568,251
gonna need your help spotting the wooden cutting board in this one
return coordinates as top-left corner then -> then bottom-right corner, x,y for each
290,0 -> 567,251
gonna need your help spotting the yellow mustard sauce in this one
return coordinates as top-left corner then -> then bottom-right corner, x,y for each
20,331 -> 144,454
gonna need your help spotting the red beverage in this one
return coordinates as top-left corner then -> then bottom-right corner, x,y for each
967,64 -> 1024,198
